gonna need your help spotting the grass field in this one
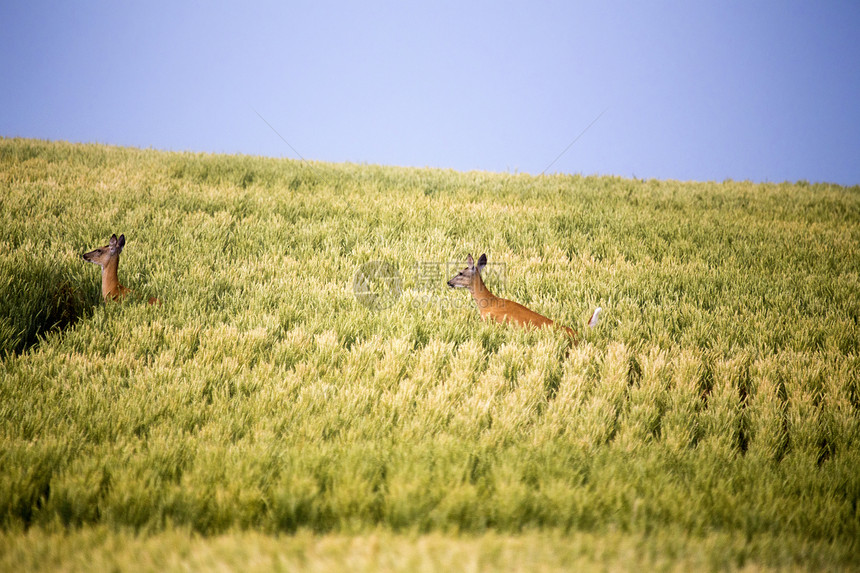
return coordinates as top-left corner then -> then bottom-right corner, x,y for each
1,137 -> 858,570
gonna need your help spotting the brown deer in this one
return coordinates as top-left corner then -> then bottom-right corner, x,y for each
82,234 -> 158,305
448,254 -> 598,340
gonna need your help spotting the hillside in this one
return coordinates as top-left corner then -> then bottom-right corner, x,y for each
1,137 -> 859,570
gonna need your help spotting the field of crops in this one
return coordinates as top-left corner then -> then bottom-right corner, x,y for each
1,137 -> 858,570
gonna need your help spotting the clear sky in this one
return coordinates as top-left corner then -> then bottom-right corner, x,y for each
2,1 -> 859,185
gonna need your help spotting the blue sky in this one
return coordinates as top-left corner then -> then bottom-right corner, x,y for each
2,1 -> 859,185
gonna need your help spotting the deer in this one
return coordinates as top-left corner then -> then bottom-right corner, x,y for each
447,254 -> 600,340
82,233 -> 159,305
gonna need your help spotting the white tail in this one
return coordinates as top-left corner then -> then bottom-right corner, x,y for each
588,307 -> 602,328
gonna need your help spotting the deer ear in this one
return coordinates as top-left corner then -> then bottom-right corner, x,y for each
466,254 -> 475,268
477,254 -> 487,272
110,234 -> 125,255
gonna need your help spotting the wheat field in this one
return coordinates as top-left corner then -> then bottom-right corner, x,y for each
1,137 -> 858,570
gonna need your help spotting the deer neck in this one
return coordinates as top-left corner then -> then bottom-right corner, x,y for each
102,257 -> 122,299
469,271 -> 497,306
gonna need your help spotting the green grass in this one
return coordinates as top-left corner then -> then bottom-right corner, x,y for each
1,527 -> 853,572
1,137 -> 859,570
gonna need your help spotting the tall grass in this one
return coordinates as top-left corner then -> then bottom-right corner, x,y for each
1,137 -> 858,568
